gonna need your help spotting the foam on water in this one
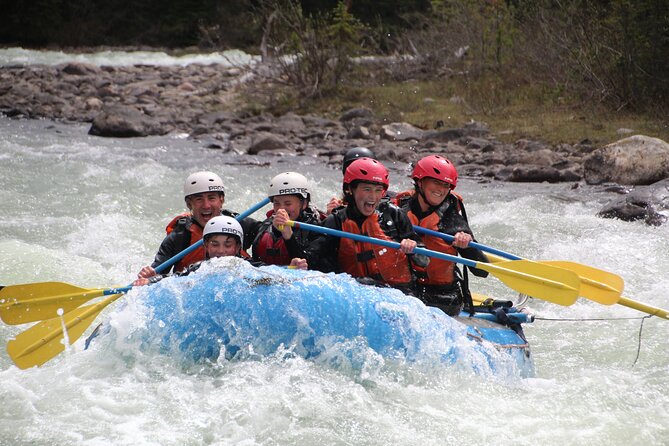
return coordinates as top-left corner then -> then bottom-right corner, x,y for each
0,47 -> 259,67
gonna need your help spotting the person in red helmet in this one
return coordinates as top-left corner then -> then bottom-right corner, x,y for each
326,147 -> 378,214
306,158 -> 428,292
394,155 -> 488,315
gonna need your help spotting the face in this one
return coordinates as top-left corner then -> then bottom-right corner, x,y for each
186,192 -> 224,226
205,234 -> 240,258
272,194 -> 307,220
419,178 -> 451,207
351,182 -> 386,216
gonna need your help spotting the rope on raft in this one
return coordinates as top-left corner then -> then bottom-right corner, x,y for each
533,315 -> 653,368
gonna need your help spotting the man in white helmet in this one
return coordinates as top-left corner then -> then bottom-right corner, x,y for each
137,171 -> 261,278
251,172 -> 325,266
133,216 -> 307,285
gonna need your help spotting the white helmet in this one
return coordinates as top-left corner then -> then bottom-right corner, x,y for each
267,172 -> 310,200
183,171 -> 225,199
203,216 -> 244,244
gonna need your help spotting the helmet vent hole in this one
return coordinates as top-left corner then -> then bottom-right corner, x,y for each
432,168 -> 441,174
360,169 -> 368,175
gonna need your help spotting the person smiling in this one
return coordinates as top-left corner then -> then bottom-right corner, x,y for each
136,171 -> 261,278
394,155 -> 488,315
133,216 -> 307,286
305,158 -> 428,292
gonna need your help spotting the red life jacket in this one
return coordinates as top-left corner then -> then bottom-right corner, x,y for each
253,230 -> 292,265
165,212 -> 204,273
337,213 -> 412,286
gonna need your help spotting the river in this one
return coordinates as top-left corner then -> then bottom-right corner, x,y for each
0,49 -> 668,446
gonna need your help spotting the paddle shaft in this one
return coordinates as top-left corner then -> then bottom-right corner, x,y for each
287,219 -> 580,304
292,220 -> 480,267
619,297 -> 669,320
413,226 -> 521,259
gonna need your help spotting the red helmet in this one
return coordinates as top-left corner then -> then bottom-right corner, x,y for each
343,158 -> 389,189
412,155 -> 458,188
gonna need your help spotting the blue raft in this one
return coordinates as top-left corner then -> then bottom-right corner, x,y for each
109,258 -> 534,377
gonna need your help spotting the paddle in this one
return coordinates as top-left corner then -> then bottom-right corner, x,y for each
415,226 -> 668,320
4,198 -> 271,369
284,220 -> 581,306
7,294 -> 124,369
412,226 -> 624,305
0,198 -> 270,325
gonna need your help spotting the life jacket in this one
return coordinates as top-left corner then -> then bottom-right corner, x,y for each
252,206 -> 326,266
399,190 -> 465,286
337,210 -> 412,286
253,223 -> 292,265
165,212 -> 205,273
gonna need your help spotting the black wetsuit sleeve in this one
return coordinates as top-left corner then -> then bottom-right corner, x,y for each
303,213 -> 341,273
439,201 -> 489,277
394,207 -> 422,243
150,231 -> 188,273
240,216 -> 262,251
284,231 -> 305,259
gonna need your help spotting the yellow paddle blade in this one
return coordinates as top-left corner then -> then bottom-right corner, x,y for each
477,260 -> 580,306
543,261 -> 624,305
7,294 -> 122,369
0,282 -> 107,325
618,297 -> 669,320
486,254 -> 623,305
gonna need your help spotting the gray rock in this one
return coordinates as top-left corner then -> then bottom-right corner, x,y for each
422,128 -> 464,142
380,122 -> 424,142
584,135 -> 669,185
340,107 -> 374,121
247,133 -> 291,154
509,166 -> 562,183
88,105 -> 168,137
597,178 -> 669,226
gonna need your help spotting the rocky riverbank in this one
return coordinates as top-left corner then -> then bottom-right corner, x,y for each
1,61 -> 668,224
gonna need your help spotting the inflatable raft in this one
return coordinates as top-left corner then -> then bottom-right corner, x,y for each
101,257 -> 534,377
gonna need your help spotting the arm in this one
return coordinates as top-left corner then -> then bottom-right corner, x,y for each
439,198 -> 489,277
302,213 -> 341,273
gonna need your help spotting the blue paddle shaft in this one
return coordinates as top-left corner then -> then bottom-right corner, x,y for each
291,220 -> 478,268
413,226 -> 522,260
153,198 -> 270,274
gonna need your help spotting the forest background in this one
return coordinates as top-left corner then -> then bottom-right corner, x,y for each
1,0 -> 667,144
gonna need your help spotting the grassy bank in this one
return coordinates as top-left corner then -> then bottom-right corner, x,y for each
302,78 -> 669,147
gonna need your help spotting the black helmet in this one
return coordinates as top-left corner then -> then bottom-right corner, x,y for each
342,147 -> 376,174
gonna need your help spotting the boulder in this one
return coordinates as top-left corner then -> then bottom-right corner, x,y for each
597,178 -> 669,226
88,105 -> 168,137
247,133 -> 292,154
583,135 -> 669,185
380,122 -> 424,142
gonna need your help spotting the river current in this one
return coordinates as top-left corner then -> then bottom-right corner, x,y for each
0,48 -> 668,446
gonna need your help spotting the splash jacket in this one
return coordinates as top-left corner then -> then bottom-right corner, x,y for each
251,206 -> 324,266
305,200 -> 425,289
151,209 -> 262,274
